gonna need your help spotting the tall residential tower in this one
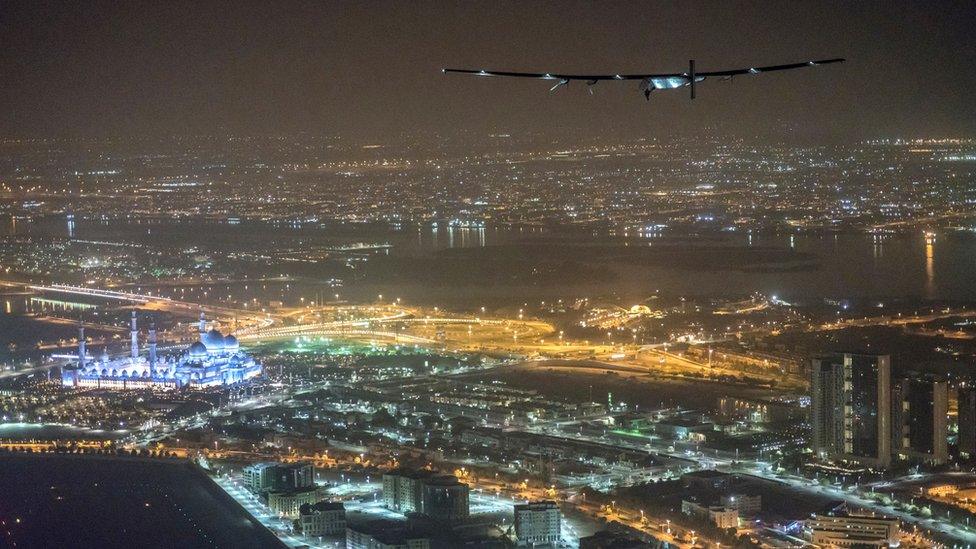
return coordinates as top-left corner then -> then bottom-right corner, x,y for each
891,374 -> 948,464
811,353 -> 891,467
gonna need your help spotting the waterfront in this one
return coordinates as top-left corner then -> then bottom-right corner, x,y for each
4,215 -> 976,302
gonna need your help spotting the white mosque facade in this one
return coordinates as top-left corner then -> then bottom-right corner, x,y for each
61,312 -> 262,390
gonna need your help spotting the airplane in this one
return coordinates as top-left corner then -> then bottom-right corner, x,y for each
442,58 -> 844,100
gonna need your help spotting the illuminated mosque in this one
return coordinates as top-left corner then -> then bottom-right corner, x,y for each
62,312 -> 262,389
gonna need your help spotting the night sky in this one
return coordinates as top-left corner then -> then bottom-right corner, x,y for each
1,1 -> 974,142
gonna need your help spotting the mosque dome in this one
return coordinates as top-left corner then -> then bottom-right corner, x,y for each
202,329 -> 225,351
189,341 -> 208,358
223,335 -> 239,350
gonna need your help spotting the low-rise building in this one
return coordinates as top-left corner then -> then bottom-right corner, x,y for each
267,488 -> 322,518
654,417 -> 713,440
721,493 -> 762,517
296,501 -> 345,537
346,525 -> 431,549
927,484 -> 960,497
682,500 -> 739,529
681,470 -> 734,491
807,513 -> 899,548
579,530 -> 649,548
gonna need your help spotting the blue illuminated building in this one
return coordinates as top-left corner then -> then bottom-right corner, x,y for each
61,313 -> 262,389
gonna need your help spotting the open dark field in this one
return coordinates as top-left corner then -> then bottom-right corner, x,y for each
0,454 -> 284,549
468,361 -> 781,412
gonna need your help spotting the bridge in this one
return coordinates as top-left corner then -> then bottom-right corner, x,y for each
28,283 -> 172,304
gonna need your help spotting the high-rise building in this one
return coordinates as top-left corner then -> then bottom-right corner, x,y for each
271,462 -> 314,492
959,385 -> 976,458
811,353 -> 891,467
514,501 -> 561,547
811,355 -> 846,457
382,470 -> 469,522
243,462 -> 314,494
382,470 -> 427,514
891,374 -> 948,464
242,462 -> 276,493
421,475 -> 469,523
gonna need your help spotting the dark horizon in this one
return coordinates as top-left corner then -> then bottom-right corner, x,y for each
1,1 -> 975,143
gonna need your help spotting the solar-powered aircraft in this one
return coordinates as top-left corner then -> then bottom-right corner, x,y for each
443,58 -> 844,100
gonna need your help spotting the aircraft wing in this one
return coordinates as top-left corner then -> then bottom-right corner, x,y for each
697,58 -> 845,77
442,58 -> 844,81
443,58 -> 844,99
441,69 -> 677,81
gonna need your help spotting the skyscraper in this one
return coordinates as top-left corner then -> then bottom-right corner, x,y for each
811,355 -> 845,458
811,353 -> 891,467
891,374 -> 948,464
958,385 -> 976,458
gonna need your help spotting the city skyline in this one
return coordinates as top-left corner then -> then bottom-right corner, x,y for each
2,3 -> 976,549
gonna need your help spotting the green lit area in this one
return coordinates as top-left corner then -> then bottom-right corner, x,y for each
611,428 -> 651,439
247,335 -> 430,357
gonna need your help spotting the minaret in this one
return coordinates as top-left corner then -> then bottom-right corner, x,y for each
78,325 -> 87,369
130,311 -> 139,359
148,320 -> 158,376
199,312 -> 207,342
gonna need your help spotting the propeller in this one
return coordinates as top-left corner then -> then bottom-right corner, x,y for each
549,79 -> 570,93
